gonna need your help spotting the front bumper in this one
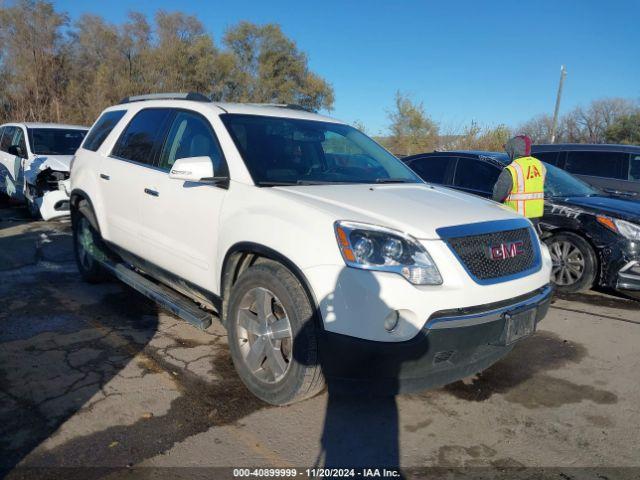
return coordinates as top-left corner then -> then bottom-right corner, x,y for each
34,179 -> 71,221
598,240 -> 640,292
319,284 -> 553,394
617,261 -> 640,291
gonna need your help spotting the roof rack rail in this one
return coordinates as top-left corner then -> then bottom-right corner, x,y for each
119,92 -> 211,104
246,103 -> 315,113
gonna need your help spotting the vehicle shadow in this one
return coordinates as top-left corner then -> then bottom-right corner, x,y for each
0,266 -> 159,476
294,268 -> 430,471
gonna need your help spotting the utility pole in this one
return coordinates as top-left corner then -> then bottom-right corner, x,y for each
550,65 -> 567,143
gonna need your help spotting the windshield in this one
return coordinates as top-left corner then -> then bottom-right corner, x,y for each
544,162 -> 600,198
220,114 -> 422,186
27,128 -> 87,155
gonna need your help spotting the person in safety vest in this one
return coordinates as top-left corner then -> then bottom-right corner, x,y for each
492,134 -> 546,220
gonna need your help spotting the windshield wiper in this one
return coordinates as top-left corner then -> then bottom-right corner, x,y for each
256,181 -> 299,187
373,178 -> 414,184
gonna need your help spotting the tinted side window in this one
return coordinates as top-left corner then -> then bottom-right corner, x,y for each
565,151 -> 627,179
534,151 -> 560,166
158,111 -> 227,176
0,126 -> 16,152
112,108 -> 173,165
84,110 -> 127,152
454,157 -> 500,192
408,156 -> 454,184
629,155 -> 640,181
14,128 -> 27,156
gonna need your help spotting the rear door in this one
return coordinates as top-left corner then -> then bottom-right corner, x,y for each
100,108 -> 174,255
405,155 -> 456,186
563,150 -> 634,197
452,157 -> 501,198
137,109 -> 229,292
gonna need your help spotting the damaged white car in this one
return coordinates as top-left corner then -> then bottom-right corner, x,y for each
0,122 -> 88,220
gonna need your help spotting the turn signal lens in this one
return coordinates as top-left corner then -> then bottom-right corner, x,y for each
596,215 -> 617,232
335,226 -> 355,261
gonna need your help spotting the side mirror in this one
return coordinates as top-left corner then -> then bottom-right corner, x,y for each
8,145 -> 25,158
169,156 -> 215,183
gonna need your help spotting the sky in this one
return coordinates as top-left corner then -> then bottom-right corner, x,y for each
51,0 -> 640,135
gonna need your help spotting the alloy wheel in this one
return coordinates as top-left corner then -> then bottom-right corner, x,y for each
549,240 -> 586,286
235,287 -> 293,384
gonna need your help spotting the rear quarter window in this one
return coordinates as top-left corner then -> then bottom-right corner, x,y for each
83,110 -> 127,152
565,151 -> 628,179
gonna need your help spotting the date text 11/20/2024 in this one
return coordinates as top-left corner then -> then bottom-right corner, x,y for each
233,468 -> 401,478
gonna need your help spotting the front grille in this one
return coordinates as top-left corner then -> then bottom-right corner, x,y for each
445,228 -> 537,282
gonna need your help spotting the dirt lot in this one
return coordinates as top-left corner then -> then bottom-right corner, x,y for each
1,199 -> 639,479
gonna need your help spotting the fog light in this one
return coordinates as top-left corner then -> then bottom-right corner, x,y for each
384,310 -> 400,332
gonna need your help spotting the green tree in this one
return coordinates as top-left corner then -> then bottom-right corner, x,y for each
0,3 -> 334,124
385,91 -> 438,156
605,112 -> 640,145
222,22 -> 334,111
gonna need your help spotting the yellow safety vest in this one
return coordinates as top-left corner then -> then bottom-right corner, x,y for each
505,156 -> 546,218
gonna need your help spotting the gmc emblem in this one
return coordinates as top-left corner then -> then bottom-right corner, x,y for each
489,241 -> 525,260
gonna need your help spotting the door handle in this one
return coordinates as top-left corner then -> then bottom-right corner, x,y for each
144,188 -> 159,197
100,174 -> 110,180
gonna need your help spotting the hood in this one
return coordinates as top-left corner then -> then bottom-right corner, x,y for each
23,155 -> 73,184
30,155 -> 73,172
562,195 -> 640,222
272,183 -> 520,240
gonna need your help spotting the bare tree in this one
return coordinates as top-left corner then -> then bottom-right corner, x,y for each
561,98 -> 638,143
517,114 -> 555,143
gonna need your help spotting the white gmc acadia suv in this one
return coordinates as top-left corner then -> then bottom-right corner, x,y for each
70,93 -> 553,405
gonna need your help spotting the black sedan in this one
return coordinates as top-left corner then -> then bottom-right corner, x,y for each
402,151 -> 640,295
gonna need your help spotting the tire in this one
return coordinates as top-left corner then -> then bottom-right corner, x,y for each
546,232 -> 597,293
227,260 -> 324,405
72,211 -> 109,283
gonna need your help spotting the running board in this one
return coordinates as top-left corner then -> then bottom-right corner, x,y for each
100,260 -> 214,330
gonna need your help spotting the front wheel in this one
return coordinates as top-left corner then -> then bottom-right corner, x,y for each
546,232 -> 597,293
227,260 -> 324,405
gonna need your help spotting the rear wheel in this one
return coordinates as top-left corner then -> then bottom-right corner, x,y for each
227,260 -> 324,405
546,232 -> 597,293
73,213 -> 109,283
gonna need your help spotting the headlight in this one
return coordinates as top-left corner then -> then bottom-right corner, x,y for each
597,216 -> 640,241
334,221 -> 442,285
